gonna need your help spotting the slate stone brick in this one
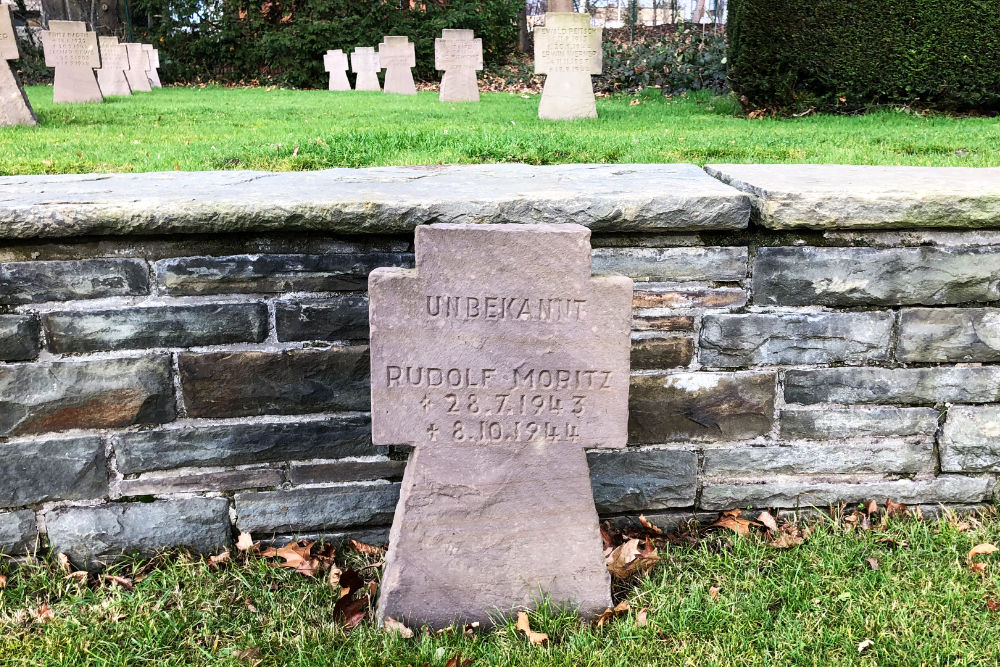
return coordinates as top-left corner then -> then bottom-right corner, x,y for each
289,459 -> 407,485
0,510 -> 37,555
118,467 -> 284,496
0,356 -> 176,437
591,247 -> 747,282
703,440 -> 933,476
784,367 -> 1000,406
43,302 -> 268,353
941,406 -> 1000,472
235,484 -> 401,533
0,315 -> 40,361
0,435 -> 107,507
177,347 -> 370,418
632,284 -> 747,311
588,448 -> 697,513
0,259 -> 149,305
897,308 -> 1000,362
630,335 -> 694,370
275,296 -> 369,342
779,406 -> 940,440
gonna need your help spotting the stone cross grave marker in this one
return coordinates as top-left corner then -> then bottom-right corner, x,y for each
434,29 -> 482,103
533,12 -> 602,120
370,223 -> 633,628
377,36 -> 415,95
124,43 -> 151,92
96,36 -> 131,97
0,3 -> 36,126
41,20 -> 102,104
142,43 -> 161,88
350,46 -> 381,91
324,49 -> 350,91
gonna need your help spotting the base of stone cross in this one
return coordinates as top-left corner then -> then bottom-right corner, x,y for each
97,70 -> 132,97
439,69 -> 479,103
148,70 -> 162,88
355,71 -> 381,91
384,68 -> 416,95
0,64 -> 37,126
329,71 -> 351,91
538,72 -> 597,121
54,67 -> 103,104
376,441 -> 612,629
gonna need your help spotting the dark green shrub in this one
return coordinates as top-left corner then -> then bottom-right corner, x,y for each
727,0 -> 1000,113
596,25 -> 727,95
129,0 -> 520,88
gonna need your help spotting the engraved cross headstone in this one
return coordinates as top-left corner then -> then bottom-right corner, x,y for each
350,46 -> 381,91
41,20 -> 102,104
324,49 -> 350,91
533,12 -> 602,120
435,29 -> 482,103
370,223 -> 633,628
377,35 -> 415,95
96,36 -> 131,97
142,43 -> 161,88
0,3 -> 36,126
123,43 -> 151,92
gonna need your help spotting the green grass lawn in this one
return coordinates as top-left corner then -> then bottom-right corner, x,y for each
0,85 -> 997,175
4,509 -> 1000,666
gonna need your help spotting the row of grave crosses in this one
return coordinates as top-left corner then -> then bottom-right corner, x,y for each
323,30 -> 483,103
323,9 -> 602,120
0,11 -> 162,127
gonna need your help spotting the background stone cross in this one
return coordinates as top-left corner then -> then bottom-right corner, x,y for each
350,46 -> 381,91
41,20 -> 102,104
142,44 -> 161,88
324,49 -> 350,91
377,35 -> 415,95
370,223 -> 632,628
0,3 -> 36,126
534,12 -> 603,120
96,36 -> 131,97
123,43 -> 151,92
434,29 -> 482,103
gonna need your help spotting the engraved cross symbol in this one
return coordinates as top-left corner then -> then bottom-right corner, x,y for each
420,394 -> 432,411
426,423 -> 439,441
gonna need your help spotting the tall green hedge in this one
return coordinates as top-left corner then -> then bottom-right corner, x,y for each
129,0 -> 520,88
727,0 -> 1000,113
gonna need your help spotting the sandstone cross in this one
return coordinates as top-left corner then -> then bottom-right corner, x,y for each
324,49 -> 350,91
350,46 -> 381,91
124,43 -> 151,92
533,11 -> 602,120
41,20 -> 102,104
370,223 -> 632,628
434,29 -> 482,103
142,44 -> 161,88
96,36 -> 131,97
0,3 -> 36,126
377,36 -> 415,95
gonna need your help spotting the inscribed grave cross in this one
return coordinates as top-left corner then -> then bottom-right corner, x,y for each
350,46 -> 381,91
370,223 -> 633,628
142,44 -> 161,88
41,20 -> 102,104
123,43 -> 151,92
0,3 -> 36,125
377,36 -> 415,95
96,36 -> 131,97
324,49 -> 350,91
435,29 -> 482,103
533,12 -> 602,120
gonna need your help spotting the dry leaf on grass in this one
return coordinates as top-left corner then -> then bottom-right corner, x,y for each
208,551 -> 231,569
444,655 -> 473,667
328,565 -> 343,590
857,638 -> 874,654
333,594 -> 369,630
101,575 -> 134,590
57,553 -> 72,574
639,515 -> 663,535
635,608 -> 648,627
709,586 -> 721,601
969,543 -> 998,574
987,599 -> 1000,612
34,604 -> 54,623
770,524 -> 806,550
866,558 -> 880,571
232,647 -> 262,665
516,611 -> 548,645
595,600 -> 630,627
712,509 -> 758,536
757,511 -> 779,533
335,568 -> 365,598
606,537 -> 660,579
885,498 -> 908,518
384,616 -> 414,638
350,539 -> 386,558
65,571 -> 88,584
865,500 -> 878,516
236,532 -> 256,553
0,574 -> 6,589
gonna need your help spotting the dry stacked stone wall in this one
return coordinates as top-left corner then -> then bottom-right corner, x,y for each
2,163 -> 999,569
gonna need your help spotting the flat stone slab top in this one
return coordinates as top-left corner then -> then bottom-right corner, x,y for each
534,12 -> 602,120
96,36 -> 131,97
706,164 -> 1000,230
0,163 -> 751,239
350,46 -> 381,91
41,20 -> 102,104
370,223 -> 632,627
324,49 -> 350,91
0,3 -> 36,126
378,36 -> 416,95
435,29 -> 482,103
123,43 -> 151,92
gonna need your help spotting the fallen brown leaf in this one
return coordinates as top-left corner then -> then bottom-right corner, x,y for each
384,616 -> 414,638
885,498 -> 908,518
857,638 -> 874,654
244,598 -> 259,613
444,655 -> 473,667
709,586 -> 720,601
606,537 -> 660,579
712,510 -> 757,536
57,553 -> 72,574
0,574 -> 6,589
987,598 -> 1000,612
770,524 -> 806,550
516,611 -> 548,645
350,539 -> 386,558
595,600 -> 630,627
35,604 -> 54,623
636,608 -> 648,627
232,647 -> 262,664
599,524 -> 616,551
757,511 -> 778,533
333,594 -> 368,630
101,575 -> 134,590
328,565 -> 343,590
208,550 -> 231,569
639,514 -> 663,535
236,532 -> 256,552
866,558 -> 880,571
865,500 -> 878,516
336,568 -> 365,598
